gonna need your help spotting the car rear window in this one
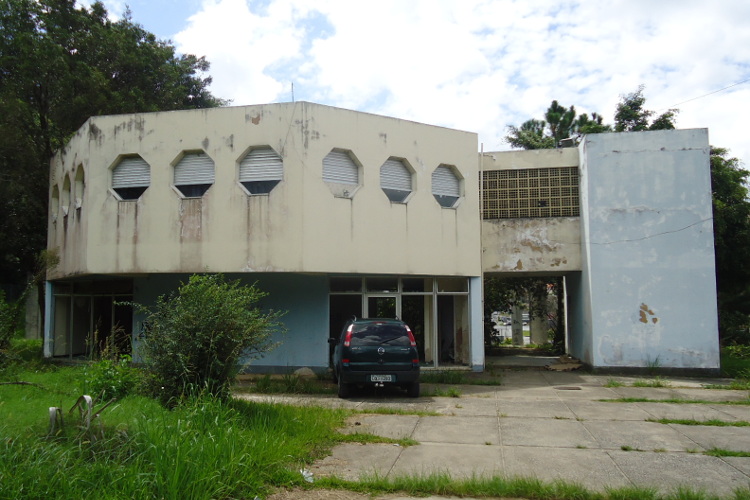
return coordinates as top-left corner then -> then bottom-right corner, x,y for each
350,323 -> 410,346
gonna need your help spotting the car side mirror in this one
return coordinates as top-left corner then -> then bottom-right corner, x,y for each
328,337 -> 338,345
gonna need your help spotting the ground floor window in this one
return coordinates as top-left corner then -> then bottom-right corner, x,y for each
50,280 -> 133,358
329,276 -> 470,368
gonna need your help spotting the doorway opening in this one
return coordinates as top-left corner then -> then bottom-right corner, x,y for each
328,276 -> 470,368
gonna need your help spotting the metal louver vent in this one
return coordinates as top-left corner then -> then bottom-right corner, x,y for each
240,148 -> 283,182
113,157 -> 150,188
381,159 -> 411,191
174,153 -> 214,185
381,158 -> 412,203
323,150 -> 358,185
432,165 -> 461,208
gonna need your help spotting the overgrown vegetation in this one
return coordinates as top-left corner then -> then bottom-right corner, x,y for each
0,290 -> 22,365
316,473 -> 749,500
136,274 -> 284,405
0,364 -> 349,498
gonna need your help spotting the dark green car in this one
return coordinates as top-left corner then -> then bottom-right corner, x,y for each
329,318 -> 420,398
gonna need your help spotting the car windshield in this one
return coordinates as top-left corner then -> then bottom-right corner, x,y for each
350,323 -> 410,347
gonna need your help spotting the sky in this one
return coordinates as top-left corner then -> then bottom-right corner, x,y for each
80,0 -> 750,167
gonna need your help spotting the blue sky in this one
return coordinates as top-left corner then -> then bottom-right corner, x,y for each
81,0 -> 750,167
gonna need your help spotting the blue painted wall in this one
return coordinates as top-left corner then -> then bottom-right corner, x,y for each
132,273 -> 330,372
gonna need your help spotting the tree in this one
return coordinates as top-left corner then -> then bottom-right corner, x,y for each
505,100 -> 611,150
709,148 -> 750,344
0,0 -> 226,291
138,274 -> 284,405
614,85 -> 678,132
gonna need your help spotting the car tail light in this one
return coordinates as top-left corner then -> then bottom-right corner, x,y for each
342,358 -> 350,366
405,325 -> 417,347
343,325 -> 354,347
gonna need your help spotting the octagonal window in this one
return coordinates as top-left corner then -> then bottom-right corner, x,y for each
174,151 -> 214,198
74,164 -> 85,209
323,148 -> 360,198
61,175 -> 71,216
432,164 -> 462,208
112,155 -> 150,200
380,157 -> 413,203
51,184 -> 60,220
239,147 -> 282,194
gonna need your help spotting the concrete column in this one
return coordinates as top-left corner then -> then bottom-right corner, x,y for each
511,306 -> 524,346
530,316 -> 547,345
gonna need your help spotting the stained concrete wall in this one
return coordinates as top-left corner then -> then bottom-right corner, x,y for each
573,129 -> 719,371
480,148 -> 582,275
482,217 -> 581,274
47,102 -> 481,280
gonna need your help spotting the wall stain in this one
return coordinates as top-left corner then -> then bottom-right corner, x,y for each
639,303 -> 658,324
88,123 -> 102,144
514,259 -> 523,270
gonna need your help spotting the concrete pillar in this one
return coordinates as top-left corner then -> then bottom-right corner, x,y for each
530,316 -> 547,345
511,306 -> 524,346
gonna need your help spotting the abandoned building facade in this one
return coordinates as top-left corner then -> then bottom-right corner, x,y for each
44,102 -> 720,373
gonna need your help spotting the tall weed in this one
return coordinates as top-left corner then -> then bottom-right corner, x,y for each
1,366 -> 347,498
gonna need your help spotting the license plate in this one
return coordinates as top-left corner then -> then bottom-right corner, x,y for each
370,374 -> 393,382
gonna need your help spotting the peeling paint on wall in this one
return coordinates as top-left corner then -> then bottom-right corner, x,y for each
639,303 -> 658,324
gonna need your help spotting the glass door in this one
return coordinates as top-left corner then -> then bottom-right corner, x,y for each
366,295 -> 397,318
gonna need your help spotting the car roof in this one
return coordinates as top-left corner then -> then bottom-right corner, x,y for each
349,317 -> 403,324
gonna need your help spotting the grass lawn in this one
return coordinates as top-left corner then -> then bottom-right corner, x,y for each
0,363 -> 348,499
4,347 -> 750,500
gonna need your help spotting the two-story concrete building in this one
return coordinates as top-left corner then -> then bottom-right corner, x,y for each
45,102 -> 720,374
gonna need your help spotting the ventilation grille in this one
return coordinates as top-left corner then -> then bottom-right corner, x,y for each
482,167 -> 579,219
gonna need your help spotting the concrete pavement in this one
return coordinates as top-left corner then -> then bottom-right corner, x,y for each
237,370 -> 750,498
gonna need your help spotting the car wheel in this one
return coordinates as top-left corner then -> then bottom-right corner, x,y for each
337,377 -> 351,399
407,382 -> 420,398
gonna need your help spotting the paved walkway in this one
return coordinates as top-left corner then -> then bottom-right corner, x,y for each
237,370 -> 750,498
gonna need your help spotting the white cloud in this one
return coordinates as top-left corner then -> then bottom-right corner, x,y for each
172,0 -> 750,165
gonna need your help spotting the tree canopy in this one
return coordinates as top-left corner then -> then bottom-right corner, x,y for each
710,148 -> 750,343
505,86 -> 677,150
505,100 -> 611,150
0,0 -> 226,289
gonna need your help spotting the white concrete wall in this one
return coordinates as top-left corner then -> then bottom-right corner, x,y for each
48,102 -> 481,280
574,129 -> 719,370
482,218 -> 581,274
480,148 -> 582,275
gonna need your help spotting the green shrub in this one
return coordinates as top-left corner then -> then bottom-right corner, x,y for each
0,291 -> 21,353
138,274 -> 284,405
10,338 -> 42,362
85,355 -> 139,400
724,344 -> 750,359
